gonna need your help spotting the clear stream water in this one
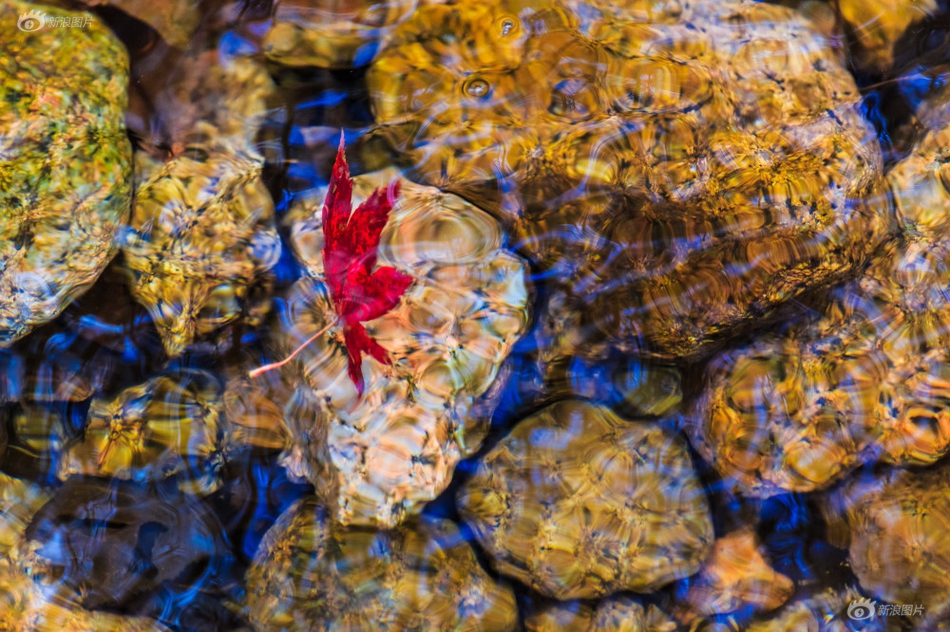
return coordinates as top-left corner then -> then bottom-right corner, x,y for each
4,0 -> 950,630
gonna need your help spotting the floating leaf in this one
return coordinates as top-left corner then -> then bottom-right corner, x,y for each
323,134 -> 414,394
250,134 -> 412,396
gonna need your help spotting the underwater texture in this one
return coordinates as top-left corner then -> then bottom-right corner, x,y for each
369,0 -> 892,360
459,400 -> 713,600
245,496 -> 519,630
0,0 -> 132,348
690,94 -> 950,497
279,167 -> 529,527
4,0 -> 950,630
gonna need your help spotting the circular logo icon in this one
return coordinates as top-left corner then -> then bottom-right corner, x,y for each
847,599 -> 877,621
17,11 -> 46,32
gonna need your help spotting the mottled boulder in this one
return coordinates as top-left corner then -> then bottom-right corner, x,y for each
263,0 -> 419,68
689,100 -> 950,496
369,0 -> 891,359
459,400 -> 713,599
526,595 -> 676,632
245,496 -> 518,631
0,1 -> 132,347
60,368 -> 224,493
279,168 -> 530,527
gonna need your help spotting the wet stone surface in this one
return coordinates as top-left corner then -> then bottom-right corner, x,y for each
838,0 -> 939,75
677,528 -> 794,622
3,0 -> 950,629
689,97 -> 950,497
123,140 -> 280,357
22,478 -> 228,615
0,1 -> 132,348
245,496 -> 519,631
369,0 -> 892,360
0,474 -> 177,631
121,46 -> 280,358
60,368 -> 225,492
263,0 -> 420,69
741,585 -> 890,632
458,400 -> 713,600
279,168 -> 530,527
823,462 -> 950,628
524,594 -> 677,632
81,0 -> 202,49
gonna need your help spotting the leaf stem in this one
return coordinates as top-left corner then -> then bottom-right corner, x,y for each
248,317 -> 340,379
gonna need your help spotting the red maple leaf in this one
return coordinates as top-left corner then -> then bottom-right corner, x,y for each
249,135 -> 413,396
321,134 -> 414,396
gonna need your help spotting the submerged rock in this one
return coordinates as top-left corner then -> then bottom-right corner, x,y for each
21,478 -> 223,624
0,473 -> 50,557
522,286 -> 685,417
823,464 -> 950,628
278,168 -> 530,527
123,137 -> 280,357
838,0 -> 938,74
0,1 -> 132,347
0,474 -> 170,631
0,403 -> 82,481
689,304 -> 876,497
743,586 -> 888,632
678,528 -> 794,622
458,400 -> 713,600
60,368 -> 224,493
0,602 -> 165,632
889,91 -> 950,234
689,101 -> 950,497
525,595 -> 676,632
121,37 -> 280,357
612,359 -> 682,418
245,496 -> 518,631
689,275 -> 950,497
263,0 -> 419,68
137,51 -> 277,153
0,266 -> 167,405
369,0 -> 890,359
222,373 -> 293,455
82,0 -> 202,48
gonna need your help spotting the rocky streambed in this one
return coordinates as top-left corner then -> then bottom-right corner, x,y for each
2,0 -> 950,630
